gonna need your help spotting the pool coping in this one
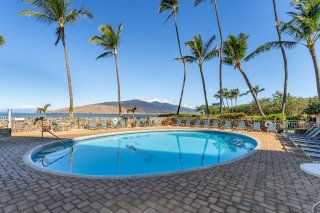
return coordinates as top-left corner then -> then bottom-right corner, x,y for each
23,128 -> 263,180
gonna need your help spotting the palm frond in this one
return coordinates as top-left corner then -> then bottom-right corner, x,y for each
265,41 -> 301,48
244,45 -> 272,62
55,27 -> 62,46
19,10 -> 55,24
96,51 -> 113,60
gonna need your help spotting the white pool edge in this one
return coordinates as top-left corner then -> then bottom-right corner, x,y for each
23,128 -> 262,180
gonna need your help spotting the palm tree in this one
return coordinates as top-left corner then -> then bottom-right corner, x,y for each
19,0 -> 93,118
179,35 -> 219,115
242,85 -> 265,97
264,0 -> 320,97
223,33 -> 267,117
195,0 -> 224,115
231,88 -> 240,110
253,85 -> 265,96
0,35 -> 5,46
271,0 -> 289,115
90,23 -> 123,116
36,103 -> 51,117
159,0 -> 187,115
127,106 -> 137,121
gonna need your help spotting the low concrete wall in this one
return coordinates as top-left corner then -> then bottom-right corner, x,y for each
0,128 -> 11,136
7,117 -> 167,132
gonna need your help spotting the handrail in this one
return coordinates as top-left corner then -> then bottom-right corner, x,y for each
41,129 -> 73,167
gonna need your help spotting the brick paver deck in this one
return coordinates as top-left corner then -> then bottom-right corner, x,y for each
1,128 -> 320,213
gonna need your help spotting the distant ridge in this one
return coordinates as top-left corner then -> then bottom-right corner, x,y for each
51,99 -> 194,114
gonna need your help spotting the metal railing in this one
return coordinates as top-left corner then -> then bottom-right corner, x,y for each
285,120 -> 315,133
0,116 -> 7,120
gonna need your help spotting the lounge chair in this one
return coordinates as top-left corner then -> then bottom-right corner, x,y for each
290,128 -> 320,140
237,121 -> 246,131
203,119 -> 210,128
175,118 -> 182,126
119,120 -> 126,128
52,121 -> 64,131
186,119 -> 192,127
224,120 -> 232,129
212,120 -> 219,128
100,120 -> 108,129
110,119 -> 118,128
88,120 -> 97,130
136,119 -> 142,127
253,122 -> 261,132
267,123 -> 277,133
14,119 -> 26,131
194,119 -> 201,127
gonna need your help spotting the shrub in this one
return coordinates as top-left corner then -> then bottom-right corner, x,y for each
219,112 -> 247,120
265,113 -> 286,121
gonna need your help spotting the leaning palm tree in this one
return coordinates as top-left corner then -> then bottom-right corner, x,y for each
195,0 -> 224,115
271,0 -> 289,115
19,0 -> 93,118
178,35 -> 219,115
0,35 -> 5,46
264,0 -> 320,97
223,33 -> 267,117
90,23 -> 123,116
159,0 -> 187,115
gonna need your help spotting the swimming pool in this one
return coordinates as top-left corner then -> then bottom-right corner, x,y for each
29,130 -> 258,178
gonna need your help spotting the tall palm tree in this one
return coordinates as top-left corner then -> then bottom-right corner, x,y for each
90,23 -> 123,116
271,0 -> 289,115
179,35 -> 219,115
19,0 -> 93,118
159,0 -> 187,115
195,0 -> 224,115
0,35 -> 5,46
223,33 -> 268,117
265,0 -> 320,97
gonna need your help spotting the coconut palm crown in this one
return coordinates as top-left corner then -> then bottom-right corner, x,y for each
0,35 -> 5,46
223,33 -> 269,117
264,0 -> 320,97
89,23 -> 123,116
19,0 -> 93,118
179,34 -> 219,115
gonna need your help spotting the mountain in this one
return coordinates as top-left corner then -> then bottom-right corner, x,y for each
51,99 -> 194,114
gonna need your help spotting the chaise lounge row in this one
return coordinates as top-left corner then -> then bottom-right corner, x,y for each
287,126 -> 320,161
173,118 -> 278,133
87,118 -> 160,130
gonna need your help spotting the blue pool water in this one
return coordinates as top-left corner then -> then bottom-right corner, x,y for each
31,131 -> 257,177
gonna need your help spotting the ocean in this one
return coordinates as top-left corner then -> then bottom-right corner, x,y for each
0,112 -> 159,118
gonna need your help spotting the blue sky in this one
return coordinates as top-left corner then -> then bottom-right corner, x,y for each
0,0 -> 318,110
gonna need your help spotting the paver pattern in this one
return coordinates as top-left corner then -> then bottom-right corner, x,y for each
1,127 -> 320,213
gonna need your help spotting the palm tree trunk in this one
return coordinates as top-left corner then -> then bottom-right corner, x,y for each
238,65 -> 265,117
174,15 -> 187,115
199,65 -> 210,115
114,53 -> 123,116
272,0 -> 289,114
213,0 -> 224,115
309,46 -> 320,98
61,28 -> 74,118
